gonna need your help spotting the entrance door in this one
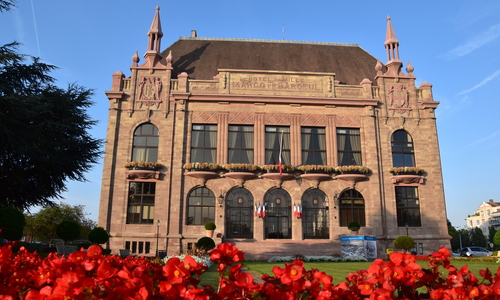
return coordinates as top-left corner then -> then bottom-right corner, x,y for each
225,188 -> 253,239
264,188 -> 291,239
302,188 -> 329,239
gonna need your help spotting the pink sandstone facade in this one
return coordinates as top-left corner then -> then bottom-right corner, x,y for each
98,8 -> 450,259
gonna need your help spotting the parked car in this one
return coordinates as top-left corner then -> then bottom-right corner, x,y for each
452,250 -> 461,257
460,247 -> 492,257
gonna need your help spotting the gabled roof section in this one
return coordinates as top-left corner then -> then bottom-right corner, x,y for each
161,37 -> 380,85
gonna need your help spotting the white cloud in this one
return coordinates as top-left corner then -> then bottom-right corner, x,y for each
457,69 -> 500,95
445,23 -> 500,59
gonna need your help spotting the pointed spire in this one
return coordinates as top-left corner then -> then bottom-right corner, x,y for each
384,16 -> 400,62
147,6 -> 163,53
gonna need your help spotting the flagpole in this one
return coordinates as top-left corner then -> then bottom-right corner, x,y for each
279,130 -> 283,176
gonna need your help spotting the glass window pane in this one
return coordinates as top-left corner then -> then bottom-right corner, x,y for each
134,137 -> 147,146
146,136 -> 159,146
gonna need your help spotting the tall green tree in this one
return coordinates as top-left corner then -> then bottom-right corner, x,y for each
488,226 -> 497,245
469,227 -> 487,247
0,3 -> 101,210
449,226 -> 460,250
24,203 -> 96,243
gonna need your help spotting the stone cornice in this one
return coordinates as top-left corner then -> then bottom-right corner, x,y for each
171,92 -> 379,107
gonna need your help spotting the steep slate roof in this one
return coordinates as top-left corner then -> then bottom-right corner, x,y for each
161,37 -> 380,85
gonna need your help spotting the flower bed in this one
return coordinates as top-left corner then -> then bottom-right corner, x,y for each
1,242 -> 500,299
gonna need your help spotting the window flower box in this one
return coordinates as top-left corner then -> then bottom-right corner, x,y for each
124,161 -> 162,180
334,166 -> 370,187
124,161 -> 162,170
388,167 -> 425,175
222,163 -> 261,173
222,164 -> 259,187
297,166 -> 334,187
261,165 -> 296,187
389,167 -> 425,185
334,165 -> 370,174
297,165 -> 335,174
183,162 -> 222,172
261,164 -> 297,173
183,163 -> 221,186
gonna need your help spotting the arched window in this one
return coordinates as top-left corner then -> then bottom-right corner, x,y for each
186,187 -> 215,225
225,188 -> 253,239
132,123 -> 159,162
339,189 -> 365,227
302,189 -> 329,239
264,188 -> 291,239
391,130 -> 414,167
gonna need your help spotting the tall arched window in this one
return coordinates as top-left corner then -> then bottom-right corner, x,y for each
302,189 -> 329,239
391,130 -> 414,167
225,188 -> 254,239
339,189 -> 365,227
186,187 -> 215,225
132,123 -> 159,162
264,188 -> 291,239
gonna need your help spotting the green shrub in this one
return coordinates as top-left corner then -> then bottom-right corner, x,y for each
394,236 -> 415,251
102,249 -> 112,255
56,221 -> 81,243
88,227 -> 110,245
494,231 -> 500,247
0,207 -> 26,241
348,221 -> 360,231
204,222 -> 216,230
196,237 -> 216,251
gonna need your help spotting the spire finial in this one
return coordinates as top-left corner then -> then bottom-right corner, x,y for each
147,6 -> 163,53
384,15 -> 400,62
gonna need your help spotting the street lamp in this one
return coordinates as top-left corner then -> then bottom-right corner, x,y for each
405,222 -> 409,236
218,193 -> 225,208
156,220 -> 160,257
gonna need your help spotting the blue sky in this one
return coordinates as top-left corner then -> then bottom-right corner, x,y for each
2,1 -> 500,229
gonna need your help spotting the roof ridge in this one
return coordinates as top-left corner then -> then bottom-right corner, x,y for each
178,36 -> 359,47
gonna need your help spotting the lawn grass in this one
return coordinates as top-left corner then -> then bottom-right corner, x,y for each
240,258 -> 500,285
243,261 -> 373,283
185,257 -> 500,288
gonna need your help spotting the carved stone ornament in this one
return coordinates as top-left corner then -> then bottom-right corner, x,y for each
387,84 -> 411,116
125,170 -> 160,180
137,76 -> 162,108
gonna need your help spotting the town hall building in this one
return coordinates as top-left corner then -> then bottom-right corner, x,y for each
98,7 -> 450,258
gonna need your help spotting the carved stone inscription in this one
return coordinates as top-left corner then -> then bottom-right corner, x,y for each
190,81 -> 218,93
230,73 -> 324,95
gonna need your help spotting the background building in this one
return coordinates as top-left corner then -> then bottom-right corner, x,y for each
466,199 -> 500,237
98,8 -> 450,258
